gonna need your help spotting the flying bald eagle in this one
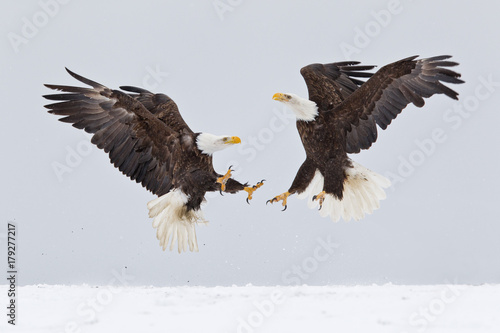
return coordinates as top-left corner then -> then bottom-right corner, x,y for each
268,55 -> 463,221
44,69 -> 264,253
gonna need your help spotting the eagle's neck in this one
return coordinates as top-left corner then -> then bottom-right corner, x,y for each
288,94 -> 319,121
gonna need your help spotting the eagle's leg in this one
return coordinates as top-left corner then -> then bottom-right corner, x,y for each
217,166 -> 233,192
266,191 -> 291,211
312,191 -> 326,210
244,180 -> 265,204
312,159 -> 345,210
267,159 -> 316,211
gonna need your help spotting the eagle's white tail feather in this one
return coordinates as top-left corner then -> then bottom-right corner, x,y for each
298,161 -> 391,222
147,189 -> 207,253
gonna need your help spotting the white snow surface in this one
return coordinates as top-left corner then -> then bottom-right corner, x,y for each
1,284 -> 499,332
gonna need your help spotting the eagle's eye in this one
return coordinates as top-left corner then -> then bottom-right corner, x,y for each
286,95 -> 292,100
222,137 -> 228,142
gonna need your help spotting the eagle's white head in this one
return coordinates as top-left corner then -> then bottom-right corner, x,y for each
196,133 -> 241,155
272,93 -> 318,121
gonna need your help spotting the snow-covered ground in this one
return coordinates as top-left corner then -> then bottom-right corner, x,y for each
1,284 -> 499,333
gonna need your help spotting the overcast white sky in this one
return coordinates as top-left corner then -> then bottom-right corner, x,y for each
1,0 -> 499,286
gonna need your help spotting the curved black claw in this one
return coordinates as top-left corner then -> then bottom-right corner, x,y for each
253,180 -> 265,190
228,165 -> 234,171
282,205 -> 287,212
266,200 -> 271,205
219,189 -> 224,196
246,197 -> 250,204
312,193 -> 324,210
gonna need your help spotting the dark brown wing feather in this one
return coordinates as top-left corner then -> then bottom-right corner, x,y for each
119,85 -> 193,134
300,61 -> 376,153
44,68 -> 193,196
300,61 -> 375,110
330,55 -> 463,153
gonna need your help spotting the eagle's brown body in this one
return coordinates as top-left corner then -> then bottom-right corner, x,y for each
293,117 -> 351,200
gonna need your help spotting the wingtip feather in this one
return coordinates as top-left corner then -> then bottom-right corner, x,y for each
64,67 -> 105,89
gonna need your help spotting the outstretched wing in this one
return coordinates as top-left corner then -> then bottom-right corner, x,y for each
300,61 -> 375,110
331,55 -> 463,153
300,62 -> 377,152
119,85 -> 193,134
44,68 -> 191,196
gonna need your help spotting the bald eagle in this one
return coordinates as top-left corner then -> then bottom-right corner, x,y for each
268,55 -> 463,221
44,69 -> 264,253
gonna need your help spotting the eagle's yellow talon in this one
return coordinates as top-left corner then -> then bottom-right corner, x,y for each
217,167 -> 233,192
312,191 -> 326,210
267,191 -> 290,211
244,180 -> 265,203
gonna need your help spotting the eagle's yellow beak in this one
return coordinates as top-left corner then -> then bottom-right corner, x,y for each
272,93 -> 286,101
225,136 -> 241,144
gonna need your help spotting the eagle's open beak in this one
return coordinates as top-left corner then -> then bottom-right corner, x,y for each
272,93 -> 286,101
225,136 -> 241,144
